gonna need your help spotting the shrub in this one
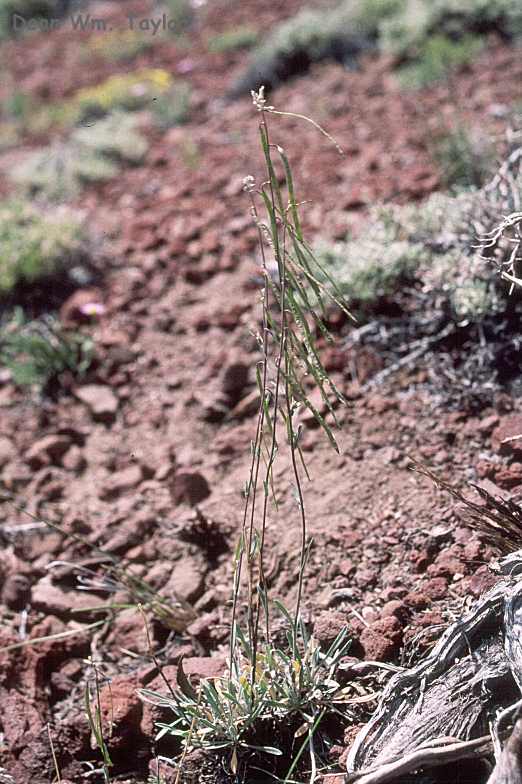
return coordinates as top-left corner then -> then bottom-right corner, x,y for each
0,308 -> 94,389
71,111 -> 149,163
0,200 -> 83,294
10,112 -> 148,199
311,208 -> 428,312
396,33 -> 483,88
150,83 -> 191,128
379,0 -> 522,58
73,69 -> 173,121
232,0 -> 522,95
432,125 -> 494,191
230,0 -> 403,95
208,25 -> 258,53
312,189 -> 502,322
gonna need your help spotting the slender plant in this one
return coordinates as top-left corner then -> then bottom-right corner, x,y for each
140,88 -> 356,781
230,86 -> 352,680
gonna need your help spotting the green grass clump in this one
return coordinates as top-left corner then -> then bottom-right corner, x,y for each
208,25 -> 258,53
0,200 -> 83,294
397,33 -> 483,88
11,144 -> 118,200
432,125 -> 494,191
0,308 -> 94,389
140,610 -> 351,778
10,112 -> 148,200
150,83 -> 191,129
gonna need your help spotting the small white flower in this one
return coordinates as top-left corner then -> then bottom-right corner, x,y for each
243,175 -> 255,192
251,86 -> 274,113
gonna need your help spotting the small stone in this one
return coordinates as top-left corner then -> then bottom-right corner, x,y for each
76,384 -> 119,424
468,566 -> 499,597
182,656 -> 227,680
221,361 -> 249,402
103,512 -> 155,553
171,470 -> 211,506
165,558 -> 204,603
99,465 -> 143,500
106,608 -> 149,654
31,578 -> 100,618
96,677 -> 142,751
62,445 -> 87,473
0,436 -> 15,467
360,628 -> 397,662
422,577 -> 448,601
381,600 -> 409,623
1,574 -> 31,611
313,611 -> 346,649
50,659 -> 83,698
187,610 -> 220,640
25,434 -> 72,469
404,591 -> 429,609
492,415 -> 522,457
476,414 -> 499,435
495,463 -> 522,489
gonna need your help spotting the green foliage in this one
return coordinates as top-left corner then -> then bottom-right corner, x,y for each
150,83 -> 191,129
71,111 -> 149,163
0,200 -> 83,294
232,0 -> 402,94
312,208 -> 428,312
0,308 -> 94,389
140,610 -> 351,775
2,69 -> 174,137
208,25 -> 259,53
397,33 -> 483,88
313,189 -> 503,322
233,0 -> 522,94
433,125 -> 494,190
73,69 -> 173,121
2,90 -> 34,120
84,29 -> 156,62
380,0 -> 522,57
10,112 -> 148,200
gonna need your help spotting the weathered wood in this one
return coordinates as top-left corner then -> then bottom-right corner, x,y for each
487,719 -> 522,784
347,552 -> 522,783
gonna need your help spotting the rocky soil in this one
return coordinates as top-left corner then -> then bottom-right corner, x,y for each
2,1 -> 522,782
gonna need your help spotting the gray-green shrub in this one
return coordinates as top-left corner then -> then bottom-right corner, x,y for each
10,112 -> 148,200
0,199 -> 84,294
232,0 -> 522,95
312,188 -> 507,322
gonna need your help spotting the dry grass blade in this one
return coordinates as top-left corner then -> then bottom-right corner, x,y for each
411,460 -> 522,555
